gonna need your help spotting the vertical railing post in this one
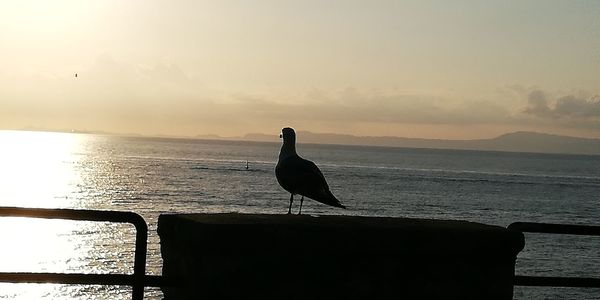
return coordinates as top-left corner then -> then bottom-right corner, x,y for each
131,213 -> 148,300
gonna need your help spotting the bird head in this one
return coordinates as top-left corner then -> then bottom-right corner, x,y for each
280,127 -> 296,142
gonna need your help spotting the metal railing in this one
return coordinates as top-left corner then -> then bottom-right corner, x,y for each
0,207 -> 167,300
508,222 -> 600,288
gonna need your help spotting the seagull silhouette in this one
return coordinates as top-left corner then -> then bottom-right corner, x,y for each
275,127 -> 345,215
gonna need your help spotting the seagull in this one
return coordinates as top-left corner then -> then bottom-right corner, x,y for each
275,127 -> 345,215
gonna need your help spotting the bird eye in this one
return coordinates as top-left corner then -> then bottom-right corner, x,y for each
279,134 -> 282,138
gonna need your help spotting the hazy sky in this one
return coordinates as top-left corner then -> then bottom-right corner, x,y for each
1,1 -> 599,139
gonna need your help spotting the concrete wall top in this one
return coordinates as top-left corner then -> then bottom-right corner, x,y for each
158,213 -> 525,300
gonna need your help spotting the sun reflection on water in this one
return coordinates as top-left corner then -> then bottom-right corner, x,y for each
0,131 -> 136,299
0,130 -> 83,208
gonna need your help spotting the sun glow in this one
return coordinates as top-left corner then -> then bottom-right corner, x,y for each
0,1 -> 100,37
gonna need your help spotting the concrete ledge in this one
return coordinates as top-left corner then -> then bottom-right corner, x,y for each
158,214 -> 524,300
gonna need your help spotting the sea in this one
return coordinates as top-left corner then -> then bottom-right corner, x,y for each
0,130 -> 598,299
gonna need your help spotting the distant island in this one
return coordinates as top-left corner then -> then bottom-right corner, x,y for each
197,131 -> 600,156
9,127 -> 600,155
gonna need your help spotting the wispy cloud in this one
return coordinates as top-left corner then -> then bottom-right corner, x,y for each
1,54 -> 598,138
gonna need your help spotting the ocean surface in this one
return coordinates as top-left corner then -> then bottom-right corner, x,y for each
0,130 -> 598,299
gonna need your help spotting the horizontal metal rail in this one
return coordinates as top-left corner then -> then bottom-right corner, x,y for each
514,275 -> 600,288
0,206 -> 165,299
0,273 -> 166,287
508,222 -> 600,236
508,222 -> 600,289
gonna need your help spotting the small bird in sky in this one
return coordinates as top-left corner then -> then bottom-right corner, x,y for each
275,127 -> 345,215
75,73 -> 78,78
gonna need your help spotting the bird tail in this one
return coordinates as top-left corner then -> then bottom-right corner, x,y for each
325,191 -> 346,209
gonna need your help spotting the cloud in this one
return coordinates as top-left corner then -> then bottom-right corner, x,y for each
226,89 -> 514,126
523,90 -> 600,120
554,95 -> 600,118
523,90 -> 551,117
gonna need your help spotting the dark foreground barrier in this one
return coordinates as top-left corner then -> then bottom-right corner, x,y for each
0,206 -> 166,300
158,213 -> 525,300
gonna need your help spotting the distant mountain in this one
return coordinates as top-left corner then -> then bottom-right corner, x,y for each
481,131 -> 600,155
13,127 -> 597,155
237,131 -> 600,155
195,134 -> 228,140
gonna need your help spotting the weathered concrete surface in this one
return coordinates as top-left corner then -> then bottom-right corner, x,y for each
158,214 -> 524,300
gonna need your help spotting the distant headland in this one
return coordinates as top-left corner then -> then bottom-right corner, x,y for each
198,131 -> 600,156
6,128 -> 600,156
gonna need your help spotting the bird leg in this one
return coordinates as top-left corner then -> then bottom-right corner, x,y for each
287,193 -> 294,214
298,196 -> 304,215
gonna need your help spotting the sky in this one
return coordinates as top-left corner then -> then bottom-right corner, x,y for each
1,0 -> 599,139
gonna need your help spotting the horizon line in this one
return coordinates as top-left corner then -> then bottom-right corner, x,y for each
3,127 -> 599,142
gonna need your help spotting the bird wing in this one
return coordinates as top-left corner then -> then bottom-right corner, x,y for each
277,154 -> 345,208
280,156 -> 331,194
299,158 -> 330,190
297,158 -> 346,208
